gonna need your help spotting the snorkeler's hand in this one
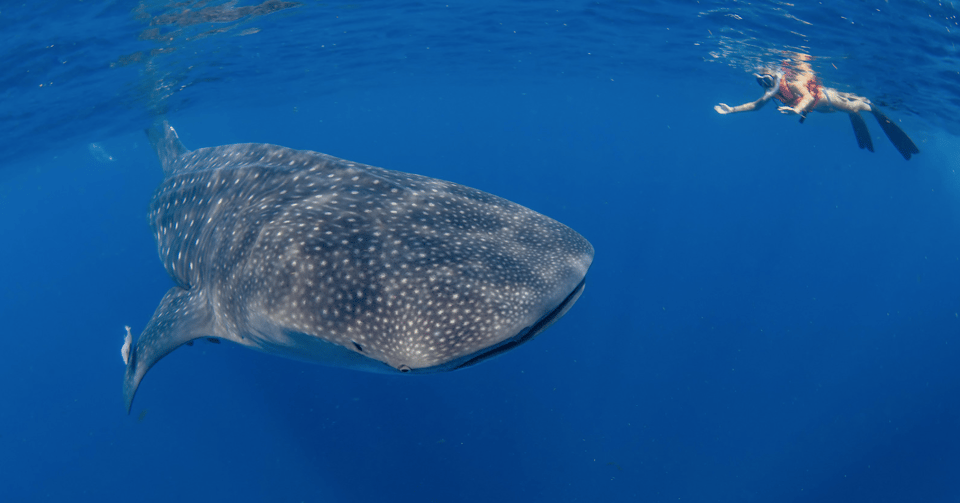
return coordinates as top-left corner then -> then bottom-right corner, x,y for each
777,106 -> 799,115
714,103 -> 734,114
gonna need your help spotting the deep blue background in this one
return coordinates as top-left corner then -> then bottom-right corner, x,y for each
2,2 -> 960,502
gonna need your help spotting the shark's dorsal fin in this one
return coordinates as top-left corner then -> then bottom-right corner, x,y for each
147,120 -> 189,176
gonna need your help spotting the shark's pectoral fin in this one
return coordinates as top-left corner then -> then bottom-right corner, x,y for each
123,287 -> 213,413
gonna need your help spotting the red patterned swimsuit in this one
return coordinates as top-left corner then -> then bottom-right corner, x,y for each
775,67 -> 823,110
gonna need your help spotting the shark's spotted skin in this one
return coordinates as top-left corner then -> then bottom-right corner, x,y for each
122,121 -> 594,412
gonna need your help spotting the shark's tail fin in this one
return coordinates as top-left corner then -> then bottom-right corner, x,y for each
123,287 -> 213,414
146,120 -> 189,176
870,109 -> 920,160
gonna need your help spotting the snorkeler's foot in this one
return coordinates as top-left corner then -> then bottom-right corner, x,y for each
870,109 -> 920,160
848,112 -> 874,153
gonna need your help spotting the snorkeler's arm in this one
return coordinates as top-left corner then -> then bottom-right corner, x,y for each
715,95 -> 771,114
777,94 -> 815,117
715,81 -> 779,114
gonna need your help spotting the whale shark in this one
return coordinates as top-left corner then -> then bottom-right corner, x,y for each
122,121 -> 594,412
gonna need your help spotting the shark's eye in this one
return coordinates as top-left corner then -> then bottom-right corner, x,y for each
352,341 -> 363,352
398,365 -> 411,373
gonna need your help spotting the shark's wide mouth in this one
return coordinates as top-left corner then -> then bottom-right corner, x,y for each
408,278 -> 587,373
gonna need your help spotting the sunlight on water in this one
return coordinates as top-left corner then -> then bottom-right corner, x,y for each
3,0 -> 960,167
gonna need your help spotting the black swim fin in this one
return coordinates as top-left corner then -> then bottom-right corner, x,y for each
848,112 -> 874,153
870,108 -> 920,160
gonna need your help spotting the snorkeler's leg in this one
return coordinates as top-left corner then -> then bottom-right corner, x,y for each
848,112 -> 874,152
824,90 -> 873,113
870,108 -> 920,160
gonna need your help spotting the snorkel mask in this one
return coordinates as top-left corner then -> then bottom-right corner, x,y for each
755,73 -> 777,89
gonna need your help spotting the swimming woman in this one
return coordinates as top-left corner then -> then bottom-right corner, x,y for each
715,57 -> 919,160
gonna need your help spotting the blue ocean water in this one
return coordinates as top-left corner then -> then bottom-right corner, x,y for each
2,1 -> 959,501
